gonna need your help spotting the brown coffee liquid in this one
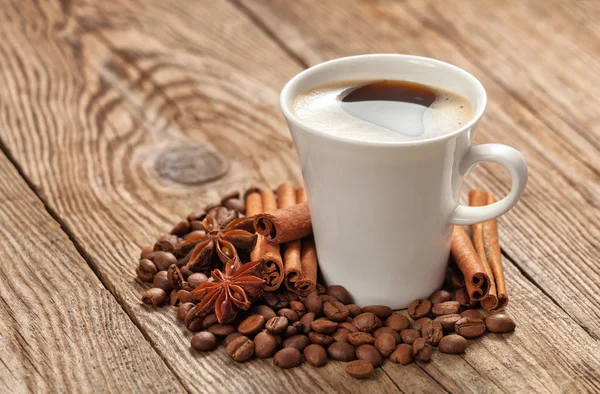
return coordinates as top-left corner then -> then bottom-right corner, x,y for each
342,80 -> 436,107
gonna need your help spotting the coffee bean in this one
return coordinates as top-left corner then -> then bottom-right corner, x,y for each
412,338 -> 432,362
438,334 -> 467,354
273,348 -> 303,369
305,292 -> 323,316
362,305 -> 393,320
187,273 -> 208,289
447,270 -> 465,289
432,301 -> 461,316
202,313 -> 218,328
153,251 -> 178,271
485,314 -> 516,333
289,300 -> 306,317
226,336 -> 254,362
152,271 -> 172,293
170,219 -> 190,236
225,332 -> 243,346
384,314 -> 410,332
208,324 -> 236,337
177,290 -> 195,304
434,314 -> 461,331
185,306 -> 204,331
277,293 -> 290,309
460,309 -> 481,319
154,235 -> 179,253
136,267 -> 154,282
455,317 -> 486,338
353,312 -> 382,333
137,259 -> 157,282
319,294 -> 340,304
177,302 -> 195,321
454,288 -> 478,309
327,341 -> 356,361
332,328 -> 351,343
345,360 -> 373,379
408,299 -> 432,319
142,288 -> 167,306
283,334 -> 311,351
298,312 -> 315,334
254,331 -> 278,358
167,265 -> 184,291
421,320 -> 443,346
344,304 -> 361,317
316,283 -> 327,294
304,344 -> 327,367
412,317 -> 431,333
169,290 -> 180,306
191,331 -> 217,351
323,301 -> 350,322
308,332 -> 334,347
374,333 -> 396,357
311,318 -> 338,334
254,305 -> 277,321
224,197 -> 245,213
326,285 -> 352,304
390,343 -> 414,365
429,289 -> 453,304
180,266 -> 193,281
282,325 -> 299,338
400,329 -> 421,345
238,315 -> 265,336
264,293 -> 279,309
140,245 -> 154,259
348,332 -> 375,347
266,316 -> 289,334
356,344 -> 383,368
373,327 -> 401,344
278,308 -> 300,323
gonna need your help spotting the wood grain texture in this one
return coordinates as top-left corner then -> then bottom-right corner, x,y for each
239,0 -> 600,340
0,153 -> 184,391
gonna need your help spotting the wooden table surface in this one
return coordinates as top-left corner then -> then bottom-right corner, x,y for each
1,1 -> 599,393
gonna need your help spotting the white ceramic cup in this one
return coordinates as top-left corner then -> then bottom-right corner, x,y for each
280,54 -> 527,308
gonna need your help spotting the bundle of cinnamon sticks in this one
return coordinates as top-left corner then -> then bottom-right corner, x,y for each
450,190 -> 509,312
245,183 -> 316,295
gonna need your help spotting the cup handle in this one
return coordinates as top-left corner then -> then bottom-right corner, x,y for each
449,144 -> 528,225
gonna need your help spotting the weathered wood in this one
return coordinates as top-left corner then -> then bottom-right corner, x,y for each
0,154 -> 184,391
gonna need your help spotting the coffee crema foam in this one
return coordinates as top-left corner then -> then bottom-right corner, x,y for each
292,79 -> 473,143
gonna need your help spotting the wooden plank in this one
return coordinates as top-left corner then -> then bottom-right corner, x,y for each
0,155 -> 184,391
0,1 -> 414,392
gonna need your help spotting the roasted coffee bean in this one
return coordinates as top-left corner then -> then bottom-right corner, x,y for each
316,283 -> 327,294
137,259 -> 157,282
186,209 -> 204,222
277,293 -> 290,309
353,312 -> 382,333
170,220 -> 190,236
400,329 -> 421,345
290,300 -> 306,317
238,315 -> 265,336
373,327 -> 401,344
283,335 -> 311,351
429,289 -> 453,304
345,360 -> 374,379
167,264 -> 184,291
264,293 -> 279,309
177,290 -> 195,304
326,285 -> 352,304
339,322 -> 358,333
460,309 -> 481,319
273,348 -> 302,369
177,302 -> 195,321
311,318 -> 338,334
412,338 -> 432,362
308,332 -> 334,347
187,273 -> 208,289
447,269 -> 465,289
154,235 -> 179,253
140,245 -> 154,259
136,267 -> 154,282
374,333 -> 396,357
408,299 -> 432,319
432,301 -> 461,316
454,288 -> 478,309
332,328 -> 351,343
299,312 -> 315,334
283,291 -> 299,302
356,344 -> 383,368
152,271 -> 172,292
384,314 -> 410,332
226,336 -> 254,362
485,314 -> 516,333
421,320 -> 443,346
254,305 -> 277,321
362,305 -> 393,320
185,307 -> 204,332
191,331 -> 217,351
323,302 -> 350,322
319,294 -> 340,304
348,332 -> 375,347
390,343 -> 414,365
224,197 -> 245,213
153,251 -> 178,271
345,304 -> 362,317
278,308 -> 300,323
434,314 -> 461,331
189,220 -> 205,232
202,314 -> 218,328
225,332 -> 243,346
180,266 -> 193,281
208,324 -> 236,337
254,331 -> 278,358
305,292 -> 323,315
327,341 -> 356,361
455,317 -> 486,338
282,325 -> 299,338
266,316 -> 289,335
169,290 -> 180,306
142,288 -> 167,306
438,334 -> 467,354
412,318 -> 432,333
304,344 -> 327,367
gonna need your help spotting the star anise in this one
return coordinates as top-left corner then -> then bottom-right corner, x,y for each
175,207 -> 257,274
191,257 -> 264,324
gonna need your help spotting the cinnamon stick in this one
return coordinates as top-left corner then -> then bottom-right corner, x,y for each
484,193 -> 509,312
294,188 -> 317,295
253,202 -> 312,245
469,190 -> 498,311
245,189 -> 264,261
450,225 -> 490,301
278,183 -> 303,292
